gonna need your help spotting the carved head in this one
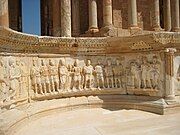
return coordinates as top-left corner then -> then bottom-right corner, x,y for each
59,59 -> 66,66
74,59 -> 79,67
49,59 -> 55,66
86,60 -> 91,66
41,59 -> 46,66
9,58 -> 16,67
142,56 -> 147,64
97,59 -> 102,65
107,59 -> 111,66
16,60 -> 20,66
116,59 -> 120,65
152,56 -> 158,64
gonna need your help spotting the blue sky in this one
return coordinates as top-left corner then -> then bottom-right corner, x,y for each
22,0 -> 41,35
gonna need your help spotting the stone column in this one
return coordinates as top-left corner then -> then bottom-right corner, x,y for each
103,0 -> 113,27
152,0 -> 161,31
128,0 -> 138,28
172,0 -> 180,32
52,0 -> 61,36
88,0 -> 99,32
72,0 -> 80,37
165,48 -> 177,100
61,0 -> 71,37
0,0 -> 9,27
164,0 -> 171,31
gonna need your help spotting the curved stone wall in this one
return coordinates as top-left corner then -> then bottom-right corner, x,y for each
0,27 -> 180,135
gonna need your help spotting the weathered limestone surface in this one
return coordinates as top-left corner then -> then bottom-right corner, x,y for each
0,27 -> 179,135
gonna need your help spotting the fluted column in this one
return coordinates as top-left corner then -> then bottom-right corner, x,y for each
128,0 -> 138,28
172,0 -> 180,32
61,0 -> 71,37
164,0 -> 171,31
103,0 -> 113,27
72,0 -> 80,36
0,0 -> 9,27
88,0 -> 99,32
52,0 -> 61,36
165,48 -> 177,100
152,0 -> 161,31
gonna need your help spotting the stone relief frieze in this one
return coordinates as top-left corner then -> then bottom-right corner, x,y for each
0,53 -> 165,108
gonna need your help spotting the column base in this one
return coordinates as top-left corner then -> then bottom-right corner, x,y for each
87,27 -> 99,33
172,27 -> 180,32
99,25 -> 118,37
83,27 -> 99,37
152,26 -> 164,32
129,26 -> 142,36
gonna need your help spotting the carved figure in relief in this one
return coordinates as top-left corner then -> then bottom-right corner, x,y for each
113,59 -> 124,88
95,59 -> 105,90
20,60 -> 29,96
59,59 -> 69,91
49,59 -> 59,92
177,65 -> 180,81
141,56 -> 151,88
72,59 -> 82,91
0,60 -> 8,105
40,59 -> 51,94
129,61 -> 141,89
9,59 -> 21,100
150,56 -> 160,89
83,60 -> 94,89
30,59 -> 43,95
105,59 -> 114,88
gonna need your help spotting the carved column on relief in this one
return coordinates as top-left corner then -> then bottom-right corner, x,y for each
165,48 -> 177,99
61,0 -> 71,37
0,0 -> 9,27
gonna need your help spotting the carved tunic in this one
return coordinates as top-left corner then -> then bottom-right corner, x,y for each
40,66 -> 50,83
59,66 -> 68,84
84,65 -> 94,80
95,65 -> 104,79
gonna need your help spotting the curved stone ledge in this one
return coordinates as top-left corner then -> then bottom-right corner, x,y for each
0,27 -> 180,135
1,95 -> 178,135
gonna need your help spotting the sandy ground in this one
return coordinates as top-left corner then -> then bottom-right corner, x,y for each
14,108 -> 180,135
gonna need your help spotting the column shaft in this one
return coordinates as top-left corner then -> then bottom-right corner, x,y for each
164,0 -> 171,31
0,0 -> 9,27
88,0 -> 99,32
128,0 -> 138,27
152,0 -> 161,30
52,0 -> 61,36
172,0 -> 180,32
72,0 -> 80,36
103,0 -> 113,27
61,0 -> 71,37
